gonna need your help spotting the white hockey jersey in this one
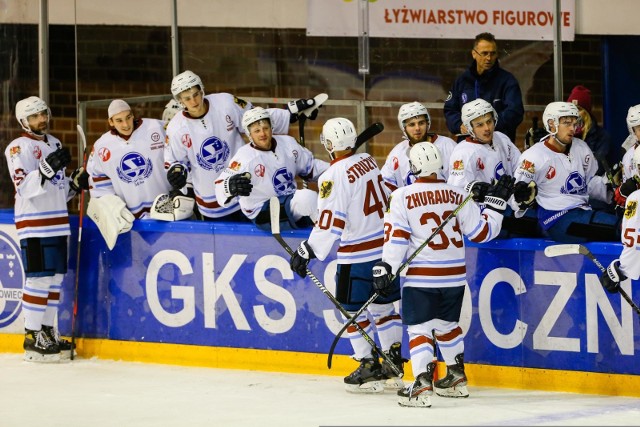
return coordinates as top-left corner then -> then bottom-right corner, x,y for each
307,152 -> 389,264
87,119 -> 171,217
618,190 -> 640,280
164,93 -> 290,219
447,131 -> 519,188
381,135 -> 456,191
621,143 -> 637,181
511,138 -> 610,230
5,133 -> 71,240
382,178 -> 503,289
214,135 -> 328,219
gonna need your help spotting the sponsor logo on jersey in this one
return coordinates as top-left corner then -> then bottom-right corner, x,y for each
319,180 -> 333,199
292,150 -> 299,160
476,158 -> 485,170
546,166 -> 556,180
234,97 -> 248,109
494,161 -> 505,179
0,231 -> 24,328
230,161 -> 241,171
9,146 -> 20,157
33,146 -> 42,160
196,137 -> 230,172
392,156 -> 399,170
452,159 -> 464,171
625,200 -> 637,219
181,134 -> 192,148
99,147 -> 111,162
116,151 -> 153,185
272,167 -> 295,195
521,160 -> 535,174
561,171 -> 586,195
226,115 -> 234,132
151,132 -> 161,142
254,164 -> 265,178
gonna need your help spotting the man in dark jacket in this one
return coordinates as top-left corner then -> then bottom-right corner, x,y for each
444,32 -> 524,142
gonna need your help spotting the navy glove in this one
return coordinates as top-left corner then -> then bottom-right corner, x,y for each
40,147 -> 71,180
465,180 -> 491,203
372,261 -> 393,297
223,173 -> 253,198
287,98 -> 320,123
484,175 -> 515,213
289,240 -> 315,278
513,180 -> 537,209
167,164 -> 188,190
70,167 -> 90,192
600,259 -> 627,294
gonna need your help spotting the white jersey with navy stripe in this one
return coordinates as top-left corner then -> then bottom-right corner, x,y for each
87,119 -> 171,217
5,133 -> 71,240
307,152 -> 389,264
382,177 -> 503,289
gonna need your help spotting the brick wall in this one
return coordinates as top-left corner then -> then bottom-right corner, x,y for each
0,24 -> 605,210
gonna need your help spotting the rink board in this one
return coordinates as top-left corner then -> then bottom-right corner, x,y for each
0,210 -> 637,381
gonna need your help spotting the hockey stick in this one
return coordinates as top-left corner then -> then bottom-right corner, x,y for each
269,197 -> 401,376
295,93 -> 328,190
298,114 -> 309,189
326,192 -> 475,368
354,122 -> 384,152
70,124 -> 88,359
544,244 -> 640,315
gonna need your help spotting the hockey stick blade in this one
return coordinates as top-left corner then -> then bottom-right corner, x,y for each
354,122 -> 384,151
77,124 -> 87,153
543,244 -> 583,258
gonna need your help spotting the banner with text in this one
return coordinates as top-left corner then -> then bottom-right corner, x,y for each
307,0 -> 575,41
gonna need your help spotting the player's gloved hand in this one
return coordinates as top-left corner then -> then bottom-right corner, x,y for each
289,240 -> 315,278
70,167 -> 90,192
610,162 -> 623,187
614,178 -> 639,207
524,117 -> 548,149
484,174 -> 515,213
464,180 -> 491,203
39,147 -> 71,180
372,261 -> 393,297
287,98 -> 320,123
600,259 -> 627,294
513,180 -> 537,209
223,172 -> 253,198
167,164 -> 188,190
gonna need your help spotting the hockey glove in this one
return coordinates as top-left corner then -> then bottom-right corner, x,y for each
70,167 -> 90,192
524,117 -> 548,149
287,98 -> 320,123
39,147 -> 71,180
464,180 -> 491,203
372,261 -> 393,297
289,240 -> 316,278
223,172 -> 253,199
513,180 -> 537,210
167,164 -> 188,190
484,174 -> 515,213
600,259 -> 627,294
614,178 -> 639,207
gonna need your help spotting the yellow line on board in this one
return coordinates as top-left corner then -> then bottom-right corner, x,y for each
1,333 -> 637,397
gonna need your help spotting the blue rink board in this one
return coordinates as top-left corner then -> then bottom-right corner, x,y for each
0,211 -> 637,375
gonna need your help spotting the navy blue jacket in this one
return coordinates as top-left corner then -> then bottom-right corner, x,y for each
583,115 -> 615,176
444,60 -> 524,142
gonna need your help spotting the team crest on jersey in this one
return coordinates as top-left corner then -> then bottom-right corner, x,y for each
392,156 -> 399,170
229,161 -> 241,171
560,171 -> 586,195
477,158 -> 485,170
625,201 -> 637,219
116,151 -> 153,185
181,134 -> 192,148
319,180 -> 333,199
234,97 -> 248,108
196,137 -> 230,172
272,167 -> 295,195
9,146 -> 20,157
546,166 -> 556,179
0,231 -> 25,328
255,164 -> 265,177
521,159 -> 535,174
452,159 -> 464,171
99,147 -> 111,162
33,146 -> 42,160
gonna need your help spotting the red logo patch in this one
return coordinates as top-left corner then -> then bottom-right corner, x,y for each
255,164 -> 265,178
181,134 -> 192,148
476,158 -> 485,170
392,157 -> 399,170
546,166 -> 556,179
99,147 -> 111,162
33,146 -> 42,160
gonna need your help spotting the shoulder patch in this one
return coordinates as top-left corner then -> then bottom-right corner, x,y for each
625,200 -> 637,220
9,146 -> 20,157
520,159 -> 535,174
234,97 -> 248,108
319,181 -> 333,199
230,161 -> 241,171
452,159 -> 464,171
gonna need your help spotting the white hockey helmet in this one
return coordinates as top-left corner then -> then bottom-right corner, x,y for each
320,118 -> 357,155
397,102 -> 430,138
162,99 -> 183,122
171,70 -> 204,101
15,96 -> 50,133
542,101 -> 580,135
627,104 -> 640,135
242,107 -> 271,142
461,99 -> 498,139
409,142 -> 442,177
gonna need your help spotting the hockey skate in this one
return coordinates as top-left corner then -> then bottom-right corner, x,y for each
434,353 -> 469,398
23,329 -> 60,363
381,342 -> 406,390
344,357 -> 386,394
42,325 -> 76,360
397,362 -> 435,408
